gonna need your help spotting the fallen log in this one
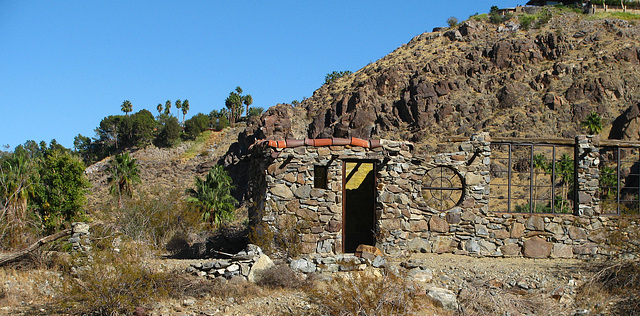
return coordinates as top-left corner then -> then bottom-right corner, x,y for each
0,227 -> 72,266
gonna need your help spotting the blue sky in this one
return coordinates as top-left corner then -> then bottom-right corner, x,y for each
0,0 -> 518,150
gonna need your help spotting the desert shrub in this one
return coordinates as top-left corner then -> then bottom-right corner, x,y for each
578,259 -> 640,315
446,16 -> 458,27
519,15 -> 536,30
457,281 -> 552,315
55,246 -> 175,316
257,264 -> 308,289
105,188 -> 201,250
307,269 -> 436,315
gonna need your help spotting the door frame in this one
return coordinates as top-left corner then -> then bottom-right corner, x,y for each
341,159 -> 378,253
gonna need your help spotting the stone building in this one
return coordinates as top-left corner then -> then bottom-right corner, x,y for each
250,133 -> 638,259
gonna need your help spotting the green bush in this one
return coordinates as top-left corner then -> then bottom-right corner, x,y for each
519,15 -> 536,30
154,114 -> 181,148
183,113 -> 210,140
112,189 -> 201,249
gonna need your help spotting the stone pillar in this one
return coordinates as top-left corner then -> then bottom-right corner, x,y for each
69,222 -> 91,252
468,133 -> 491,213
575,135 -> 600,216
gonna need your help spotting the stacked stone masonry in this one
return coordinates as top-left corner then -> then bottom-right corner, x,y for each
257,133 -> 638,260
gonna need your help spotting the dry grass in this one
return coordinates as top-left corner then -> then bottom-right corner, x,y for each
577,259 -> 640,315
457,280 -> 567,316
257,264 -> 310,290
307,268 -> 441,316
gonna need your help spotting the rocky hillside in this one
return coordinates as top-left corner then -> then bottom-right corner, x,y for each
241,12 -> 640,154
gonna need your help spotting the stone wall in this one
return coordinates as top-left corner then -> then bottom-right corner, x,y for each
257,133 -> 638,259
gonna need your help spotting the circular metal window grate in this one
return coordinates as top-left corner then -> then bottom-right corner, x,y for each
422,166 -> 465,211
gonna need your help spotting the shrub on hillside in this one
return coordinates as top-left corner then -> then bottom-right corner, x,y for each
183,113 -> 211,140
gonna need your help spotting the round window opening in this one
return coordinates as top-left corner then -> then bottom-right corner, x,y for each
422,166 -> 465,211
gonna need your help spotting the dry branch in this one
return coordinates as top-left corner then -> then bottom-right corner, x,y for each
0,227 -> 72,266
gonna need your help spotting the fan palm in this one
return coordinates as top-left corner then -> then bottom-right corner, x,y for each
186,165 -> 237,226
121,100 -> 133,116
107,152 -> 141,205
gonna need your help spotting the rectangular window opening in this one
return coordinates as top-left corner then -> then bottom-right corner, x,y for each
314,165 -> 328,189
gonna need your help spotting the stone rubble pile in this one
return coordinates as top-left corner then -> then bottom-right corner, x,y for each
186,244 -> 274,282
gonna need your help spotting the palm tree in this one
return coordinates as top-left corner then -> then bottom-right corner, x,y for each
555,154 -> 574,213
244,94 -> 253,119
175,99 -> 182,122
157,103 -> 163,115
164,100 -> 172,116
581,112 -> 603,135
121,100 -> 133,116
186,165 -> 237,226
107,152 -> 141,205
0,153 -> 33,230
181,99 -> 190,124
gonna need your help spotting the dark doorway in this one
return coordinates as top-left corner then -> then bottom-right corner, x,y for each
343,161 -> 376,253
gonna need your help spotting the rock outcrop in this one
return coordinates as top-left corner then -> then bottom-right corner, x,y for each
240,14 -> 640,154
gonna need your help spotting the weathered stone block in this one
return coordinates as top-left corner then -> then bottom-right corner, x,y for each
510,222 -> 525,238
568,226 -> 587,240
573,243 -> 598,255
492,229 -> 510,240
500,243 -> 521,257
410,219 -> 430,232
526,216 -> 545,231
429,216 -> 449,233
446,211 -> 461,224
545,223 -> 564,236
551,243 -> 573,258
271,184 -> 293,199
432,236 -> 457,253
523,236 -> 552,258
408,238 -> 431,253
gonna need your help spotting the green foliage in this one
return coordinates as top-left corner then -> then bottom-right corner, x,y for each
600,166 -> 617,200
0,150 -> 38,248
109,188 -> 201,249
119,109 -> 157,148
32,147 -> 90,232
581,112 -> 603,135
209,109 -> 230,131
154,114 -> 181,148
164,99 -> 172,116
519,14 -> 536,30
183,113 -> 210,140
186,165 -> 237,226
324,70 -> 352,85
181,99 -> 190,123
447,16 -> 458,27
156,103 -> 163,115
120,100 -> 133,115
107,152 -> 141,204
490,5 -> 499,13
248,106 -> 264,117
225,86 -> 252,126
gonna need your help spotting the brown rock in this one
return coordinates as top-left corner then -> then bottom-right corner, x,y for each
446,212 -> 461,224
500,243 -> 522,257
492,229 -> 510,240
525,216 -> 545,231
432,236 -> 457,254
410,219 -> 429,232
283,173 -> 296,183
573,243 -> 598,255
429,216 -> 449,233
355,244 -> 383,261
523,236 -> 552,258
327,220 -> 341,232
551,243 -> 573,258
510,222 -> 525,238
568,226 -> 587,240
